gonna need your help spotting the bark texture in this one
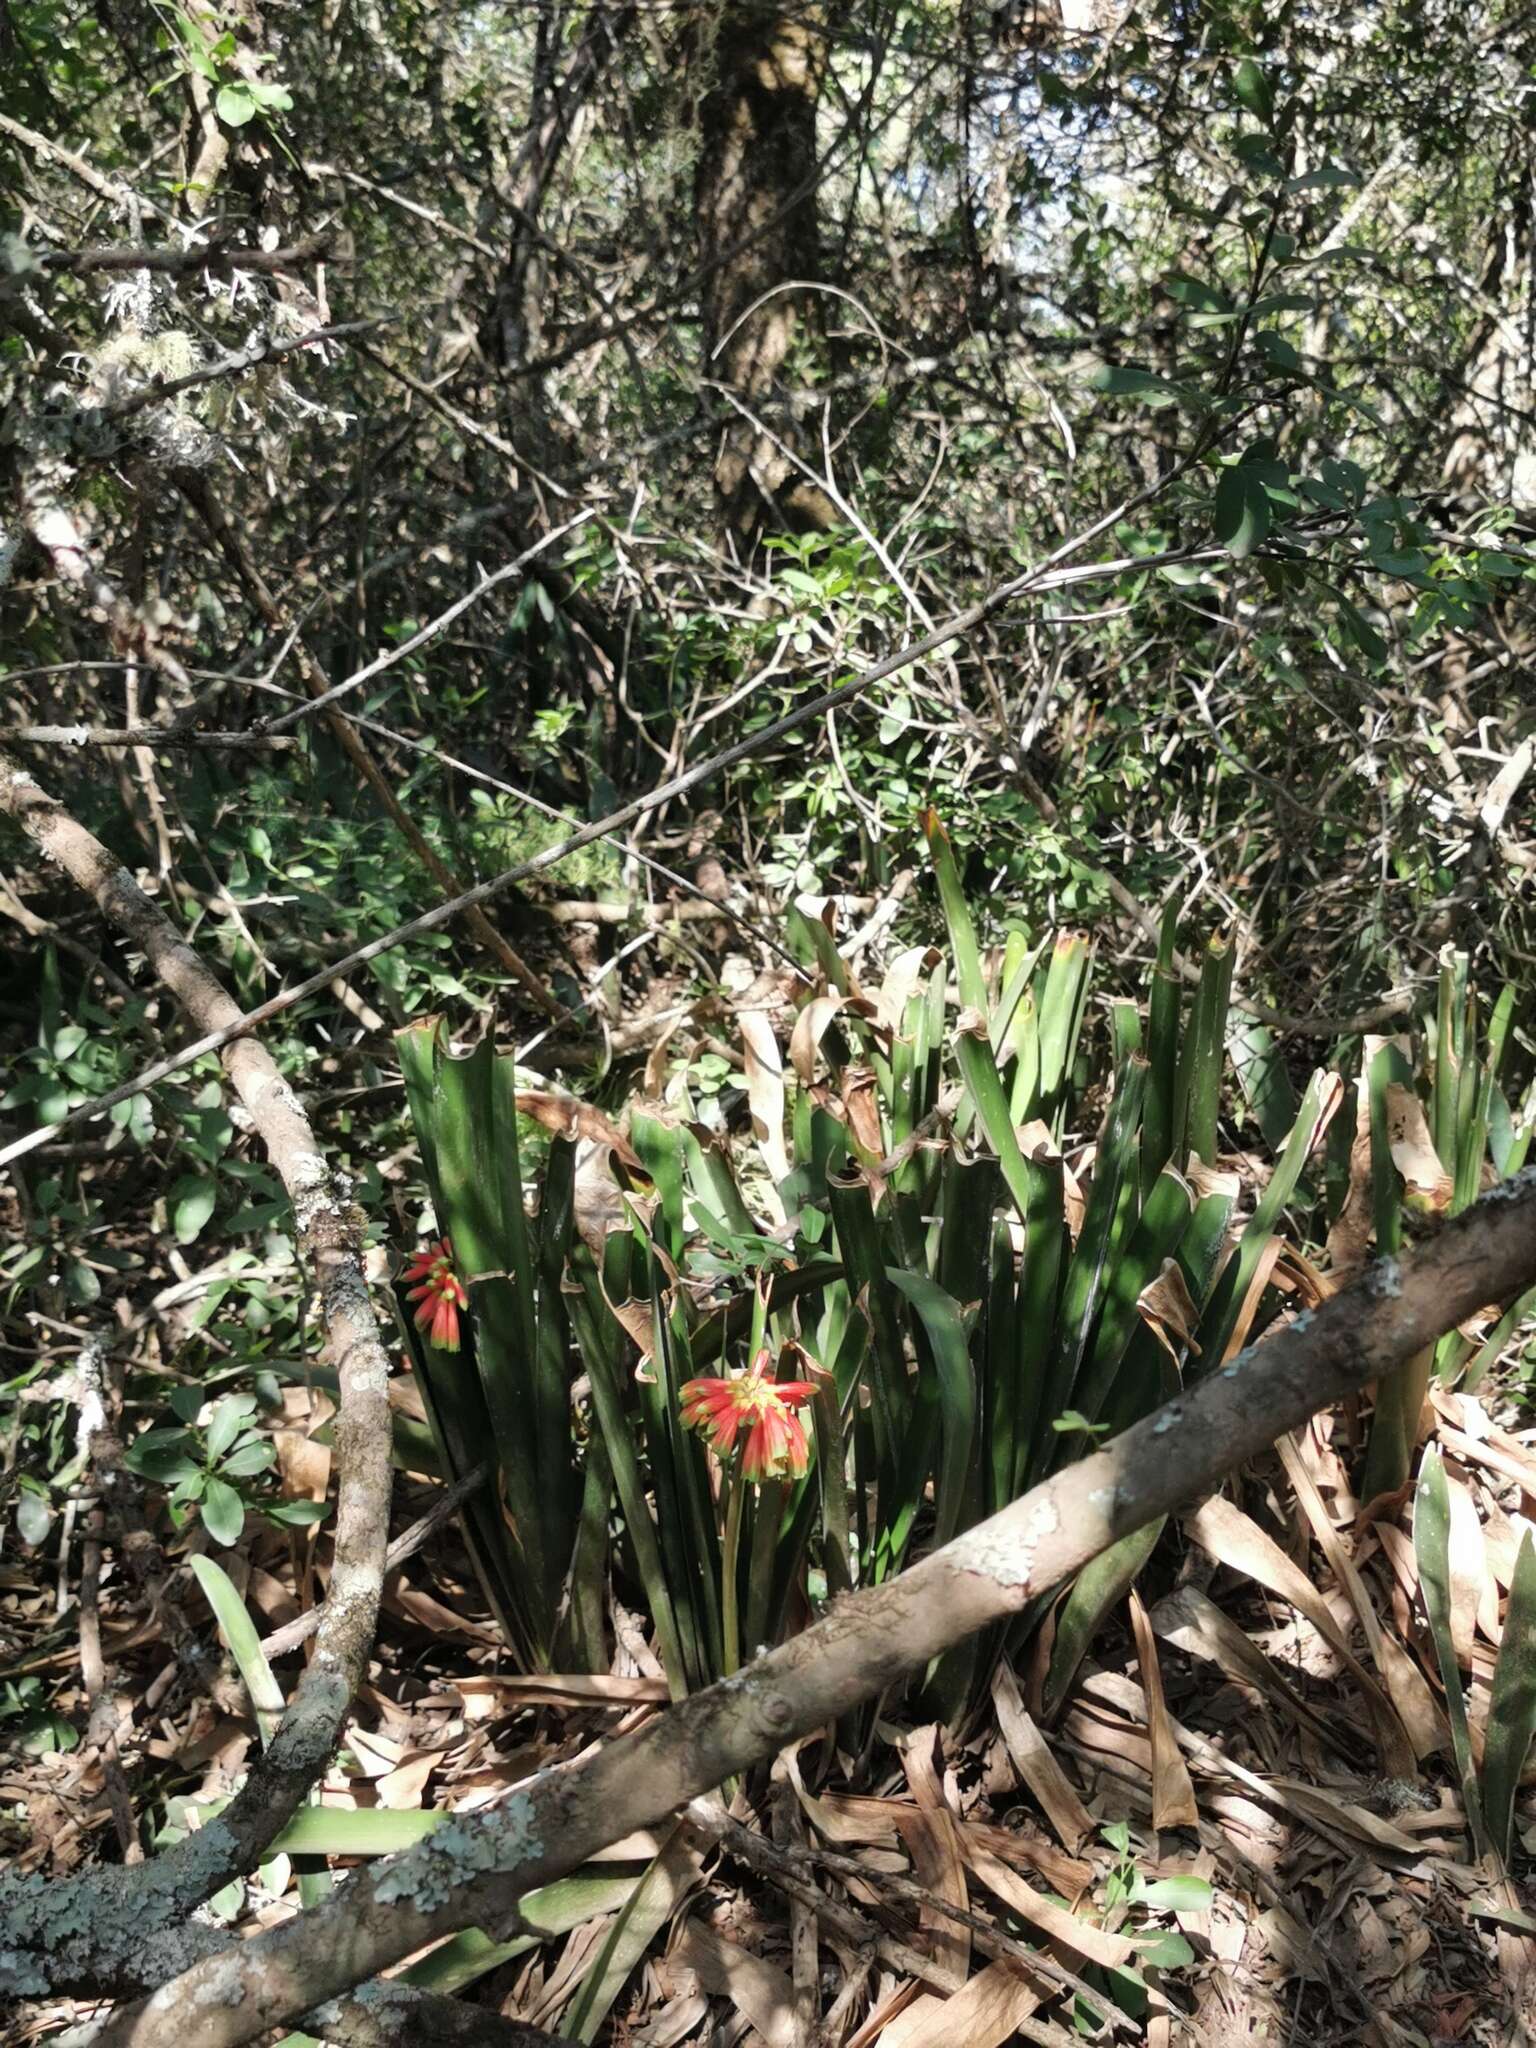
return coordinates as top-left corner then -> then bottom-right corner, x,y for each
695,2 -> 832,543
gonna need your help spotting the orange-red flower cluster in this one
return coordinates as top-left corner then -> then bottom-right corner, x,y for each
403,1237 -> 467,1352
680,1354 -> 816,1483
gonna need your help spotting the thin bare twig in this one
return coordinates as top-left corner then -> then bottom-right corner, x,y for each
37,235 -> 335,276
259,1465 -> 491,1661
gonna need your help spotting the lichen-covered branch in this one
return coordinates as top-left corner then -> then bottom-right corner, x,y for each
92,1168 -> 1536,2047
302,1985 -> 580,2048
0,752 -> 393,1999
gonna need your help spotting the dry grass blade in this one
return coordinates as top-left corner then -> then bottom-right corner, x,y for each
451,1674 -> 670,1708
1274,1431 -> 1443,1757
740,1007 -> 791,1211
1415,1446 -> 1489,1855
1218,1234 -> 1286,1363
1128,1588 -> 1199,1830
990,1662 -> 1095,1851
1442,1461 -> 1491,1666
1185,1494 -> 1418,1776
876,1960 -> 1045,2048
896,1727 -> 971,1985
962,1842 -> 1138,1973
1433,1419 -> 1536,1508
673,1915 -> 800,2048
845,1981 -> 921,2048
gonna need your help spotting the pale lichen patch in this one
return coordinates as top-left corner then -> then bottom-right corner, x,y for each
372,1791 -> 541,1913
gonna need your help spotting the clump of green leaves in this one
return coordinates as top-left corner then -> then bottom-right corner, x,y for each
122,1389 -> 328,1547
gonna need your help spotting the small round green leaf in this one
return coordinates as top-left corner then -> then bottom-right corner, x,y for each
201,1477 -> 246,1547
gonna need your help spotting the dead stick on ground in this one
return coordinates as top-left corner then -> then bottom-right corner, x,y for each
258,1464 -> 490,1661
693,1801 -> 1128,2036
0,750 -> 393,1997
73,1172 -> 1536,2044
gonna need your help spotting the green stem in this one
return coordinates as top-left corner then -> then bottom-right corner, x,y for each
721,1460 -> 746,1677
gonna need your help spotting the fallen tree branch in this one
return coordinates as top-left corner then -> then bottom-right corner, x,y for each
691,1799 -> 1127,2032
0,752 -> 393,1998
0,720 -> 295,749
301,1985 -> 578,2048
71,1983 -> 575,2048
83,1169 -> 1536,2045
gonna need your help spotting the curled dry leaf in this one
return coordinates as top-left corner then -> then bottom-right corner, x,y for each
789,992 -> 878,1086
1383,1082 -> 1453,1215
1017,1117 -> 1086,1240
515,1087 -> 643,1172
1138,1256 -> 1203,1360
842,1064 -> 887,1169
876,944 -> 942,1035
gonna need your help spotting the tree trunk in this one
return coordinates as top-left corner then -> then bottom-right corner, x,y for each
695,2 -> 834,547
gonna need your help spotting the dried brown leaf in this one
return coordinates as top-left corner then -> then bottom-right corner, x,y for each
1137,1257 -> 1203,1360
1184,1495 -> 1418,1777
989,1663 -> 1094,1852
896,1728 -> 970,1985
672,1917 -> 799,2048
1382,1083 -> 1453,1214
1128,1588 -> 1199,1830
962,1842 -> 1137,1972
739,1008 -> 790,1206
1274,1432 -> 1442,1758
875,1962 -> 1041,2048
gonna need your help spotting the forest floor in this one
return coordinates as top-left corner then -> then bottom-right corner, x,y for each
6,1359 -> 1536,2048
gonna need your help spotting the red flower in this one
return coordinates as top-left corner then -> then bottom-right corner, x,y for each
680,1352 -> 817,1483
402,1237 -> 468,1353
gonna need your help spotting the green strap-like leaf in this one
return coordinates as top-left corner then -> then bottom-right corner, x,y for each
1413,1449 -> 1487,1856
1483,1530 -> 1536,1866
887,1268 -> 977,1555
923,809 -> 988,1017
188,1555 -> 284,1746
564,1826 -> 702,2043
1042,1518 -> 1167,1722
